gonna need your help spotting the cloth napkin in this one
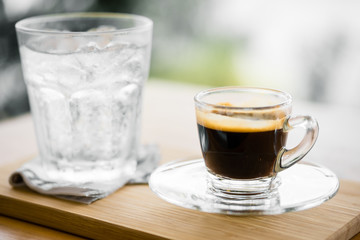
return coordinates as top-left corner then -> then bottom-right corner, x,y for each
9,145 -> 160,204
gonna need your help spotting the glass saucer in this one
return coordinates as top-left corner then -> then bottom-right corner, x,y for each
149,159 -> 339,215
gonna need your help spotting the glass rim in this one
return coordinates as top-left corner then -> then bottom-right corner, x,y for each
15,12 -> 153,35
194,86 -> 292,111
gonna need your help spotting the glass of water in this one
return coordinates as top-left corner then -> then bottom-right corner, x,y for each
15,13 -> 153,183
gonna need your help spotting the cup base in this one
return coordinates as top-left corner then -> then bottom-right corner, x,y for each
207,171 -> 281,199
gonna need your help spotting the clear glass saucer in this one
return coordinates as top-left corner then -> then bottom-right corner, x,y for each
149,159 -> 339,215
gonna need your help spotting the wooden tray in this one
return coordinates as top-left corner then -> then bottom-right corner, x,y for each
1,153 -> 360,240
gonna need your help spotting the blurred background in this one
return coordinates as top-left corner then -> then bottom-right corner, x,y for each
1,0 -> 360,120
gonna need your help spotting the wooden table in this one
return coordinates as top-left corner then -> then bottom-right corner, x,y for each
1,81 -> 360,239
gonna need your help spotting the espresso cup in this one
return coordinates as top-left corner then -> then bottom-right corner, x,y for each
194,87 -> 319,196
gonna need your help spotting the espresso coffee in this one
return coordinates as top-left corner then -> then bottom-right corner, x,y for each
197,124 -> 287,179
196,108 -> 288,179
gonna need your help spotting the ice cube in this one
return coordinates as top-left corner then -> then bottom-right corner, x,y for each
110,83 -> 140,156
76,41 -> 101,53
70,89 -> 112,160
99,43 -> 146,84
34,88 -> 71,159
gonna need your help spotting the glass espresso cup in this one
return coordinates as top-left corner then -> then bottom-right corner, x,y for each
195,87 -> 319,196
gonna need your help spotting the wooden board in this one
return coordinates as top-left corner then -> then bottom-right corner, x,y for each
1,153 -> 360,240
0,215 -> 84,240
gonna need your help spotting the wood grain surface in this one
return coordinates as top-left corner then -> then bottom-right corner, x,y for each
1,151 -> 360,240
0,215 -> 85,240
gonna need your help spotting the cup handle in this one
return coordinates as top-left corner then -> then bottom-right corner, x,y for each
275,115 -> 319,173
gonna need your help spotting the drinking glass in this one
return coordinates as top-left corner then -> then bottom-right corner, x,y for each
16,13 -> 153,183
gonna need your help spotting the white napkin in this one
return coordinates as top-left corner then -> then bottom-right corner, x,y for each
9,145 -> 160,204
